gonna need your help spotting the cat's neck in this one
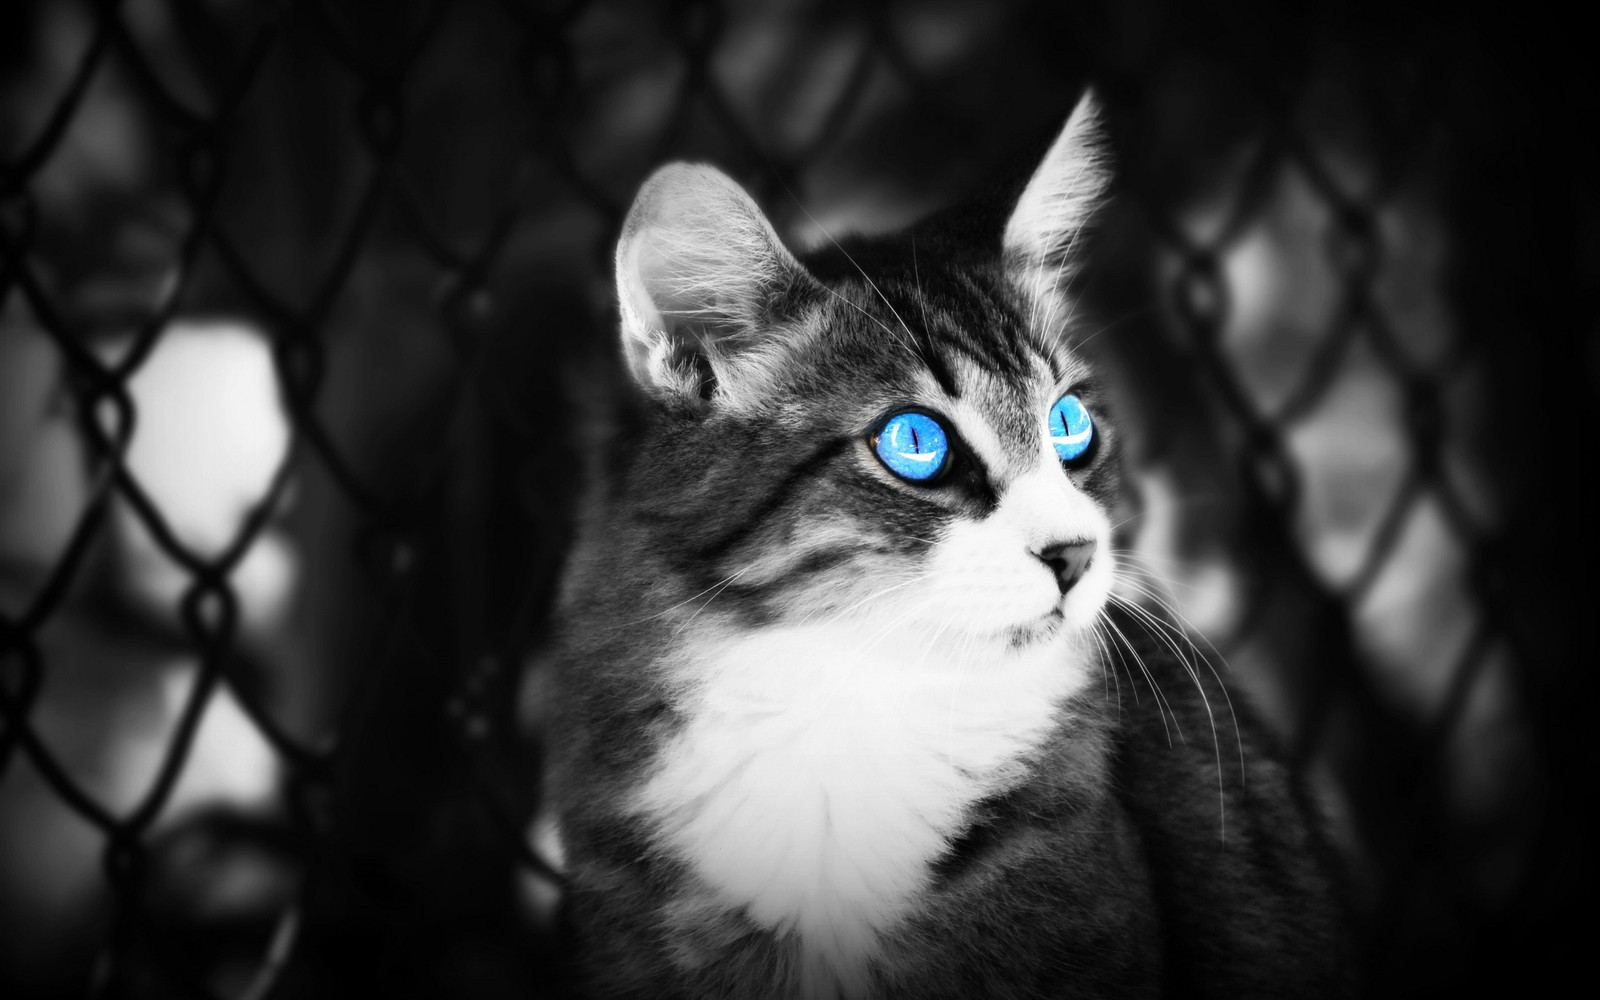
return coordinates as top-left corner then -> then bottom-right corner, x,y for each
630,619 -> 1096,998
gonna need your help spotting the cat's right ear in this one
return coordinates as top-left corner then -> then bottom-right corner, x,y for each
1002,90 -> 1112,323
615,164 -> 817,408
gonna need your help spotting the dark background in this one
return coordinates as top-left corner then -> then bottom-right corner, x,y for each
1,1 -> 1593,997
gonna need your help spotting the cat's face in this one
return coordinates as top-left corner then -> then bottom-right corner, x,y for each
608,95 -> 1115,664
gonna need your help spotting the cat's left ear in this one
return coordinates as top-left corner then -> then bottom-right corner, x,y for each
1002,90 -> 1111,313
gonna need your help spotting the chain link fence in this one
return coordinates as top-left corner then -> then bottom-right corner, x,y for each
1,1 -> 1591,997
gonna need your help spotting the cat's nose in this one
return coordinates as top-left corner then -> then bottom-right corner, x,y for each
1036,539 -> 1095,595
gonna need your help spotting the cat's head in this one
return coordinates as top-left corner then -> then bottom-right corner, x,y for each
607,92 -> 1117,658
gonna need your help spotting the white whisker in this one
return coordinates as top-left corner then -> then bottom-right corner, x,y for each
787,196 -> 924,362
611,563 -> 758,630
1098,609 -> 1182,748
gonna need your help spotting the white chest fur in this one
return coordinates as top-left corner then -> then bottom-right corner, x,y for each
631,621 -> 1094,998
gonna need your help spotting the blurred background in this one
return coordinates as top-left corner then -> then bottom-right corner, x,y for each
0,0 -> 1592,997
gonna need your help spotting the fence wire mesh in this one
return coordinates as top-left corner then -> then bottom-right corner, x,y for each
1,1 -> 1591,997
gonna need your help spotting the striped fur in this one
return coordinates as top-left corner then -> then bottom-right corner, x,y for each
533,92 -> 1353,999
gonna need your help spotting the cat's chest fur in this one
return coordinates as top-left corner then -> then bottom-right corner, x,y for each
631,620 -> 1094,994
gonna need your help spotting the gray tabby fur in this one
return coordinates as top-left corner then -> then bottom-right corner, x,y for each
529,91 -> 1354,999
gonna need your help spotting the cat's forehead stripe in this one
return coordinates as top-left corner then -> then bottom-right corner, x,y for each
947,270 -> 1033,374
841,288 -> 962,399
947,395 -> 1010,480
985,362 -> 1056,472
902,271 -> 1078,396
915,326 -> 962,399
927,290 -> 1024,378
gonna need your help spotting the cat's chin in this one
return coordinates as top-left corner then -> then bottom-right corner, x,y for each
1001,585 -> 1111,651
1001,608 -> 1066,649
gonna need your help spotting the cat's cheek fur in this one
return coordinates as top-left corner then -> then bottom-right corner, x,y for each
919,465 -> 1113,635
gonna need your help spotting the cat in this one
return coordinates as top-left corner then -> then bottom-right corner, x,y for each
528,91 -> 1354,999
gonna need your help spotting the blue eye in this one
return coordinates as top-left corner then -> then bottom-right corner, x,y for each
1049,394 -> 1094,464
874,411 -> 951,482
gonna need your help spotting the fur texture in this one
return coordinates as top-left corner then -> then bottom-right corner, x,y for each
531,91 -> 1353,999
